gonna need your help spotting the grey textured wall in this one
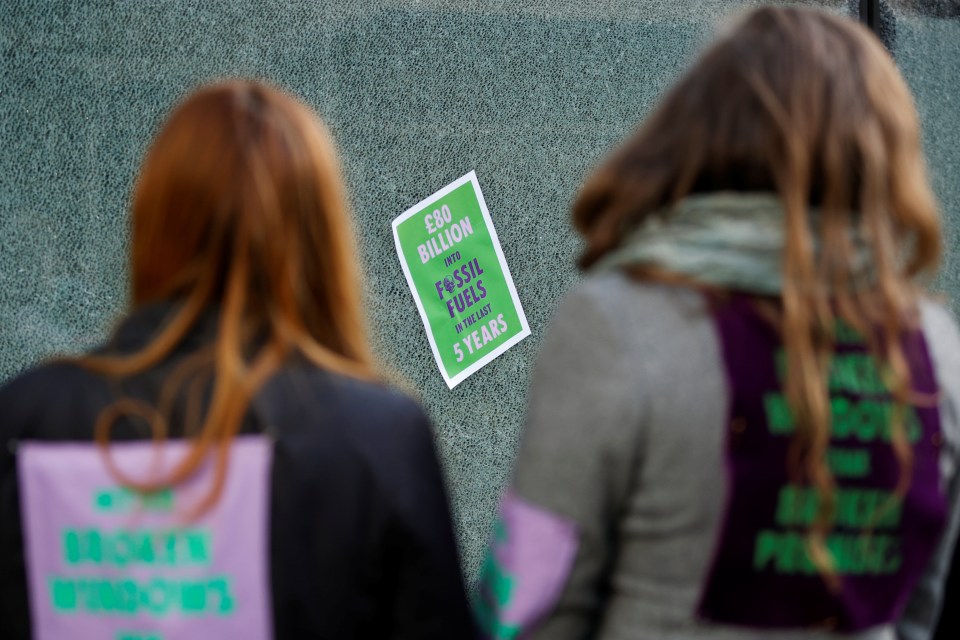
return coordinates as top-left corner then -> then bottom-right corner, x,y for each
1,1 -> 955,582
886,2 -> 960,309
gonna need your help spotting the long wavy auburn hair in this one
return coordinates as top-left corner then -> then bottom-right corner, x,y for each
83,80 -> 377,515
573,7 -> 941,584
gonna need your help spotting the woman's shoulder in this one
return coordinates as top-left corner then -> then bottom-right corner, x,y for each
919,297 -> 960,344
546,271 -> 712,355
260,365 -> 432,452
562,270 -> 709,321
918,297 -> 960,408
260,367 -> 440,505
0,358 -> 91,394
0,360 -> 101,439
918,297 -> 960,392
270,364 -> 423,416
567,269 -> 705,304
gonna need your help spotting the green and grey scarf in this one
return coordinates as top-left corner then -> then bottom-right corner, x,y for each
592,192 -> 873,294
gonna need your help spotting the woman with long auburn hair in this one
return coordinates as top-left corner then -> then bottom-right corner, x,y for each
0,80 -> 476,639
477,7 -> 960,639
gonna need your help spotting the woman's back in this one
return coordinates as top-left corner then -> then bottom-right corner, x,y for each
0,302 -> 476,639
1,78 -> 476,639
476,7 -> 957,638
495,271 -> 960,639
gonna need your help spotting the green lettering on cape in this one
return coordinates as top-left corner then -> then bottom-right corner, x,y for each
474,519 -> 521,640
94,487 -> 173,513
753,530 -> 902,576
62,529 -> 213,567
774,486 -> 902,529
762,392 -> 921,443
46,576 -> 237,618
826,447 -> 871,478
774,349 -> 887,394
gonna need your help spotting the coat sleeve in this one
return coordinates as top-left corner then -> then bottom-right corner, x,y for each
475,281 -> 647,640
385,403 -> 478,640
902,302 -> 960,640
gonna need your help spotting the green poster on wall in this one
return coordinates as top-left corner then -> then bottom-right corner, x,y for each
393,171 -> 530,389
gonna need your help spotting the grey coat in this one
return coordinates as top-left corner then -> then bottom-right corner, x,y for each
507,273 -> 960,640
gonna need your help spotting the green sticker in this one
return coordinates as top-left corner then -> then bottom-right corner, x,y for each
393,172 -> 530,388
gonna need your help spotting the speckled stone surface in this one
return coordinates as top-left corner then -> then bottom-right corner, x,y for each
4,1 -> 956,584
887,5 -> 960,312
891,0 -> 960,18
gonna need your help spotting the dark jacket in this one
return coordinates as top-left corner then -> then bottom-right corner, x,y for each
0,304 -> 477,639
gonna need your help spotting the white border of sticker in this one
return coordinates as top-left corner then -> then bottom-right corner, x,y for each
392,171 -> 531,389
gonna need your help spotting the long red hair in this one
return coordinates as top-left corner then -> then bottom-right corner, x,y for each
84,80 -> 376,513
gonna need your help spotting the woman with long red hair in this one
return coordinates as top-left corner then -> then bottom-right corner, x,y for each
0,80 -> 475,639
477,7 -> 960,639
